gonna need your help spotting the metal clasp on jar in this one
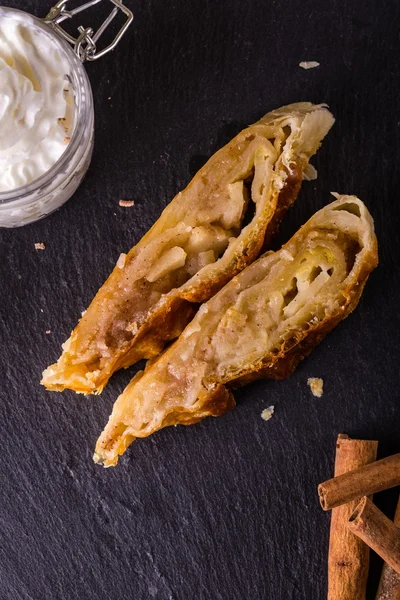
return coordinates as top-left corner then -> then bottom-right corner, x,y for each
44,0 -> 133,62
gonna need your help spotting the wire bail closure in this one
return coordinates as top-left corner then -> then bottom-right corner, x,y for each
43,0 -> 133,62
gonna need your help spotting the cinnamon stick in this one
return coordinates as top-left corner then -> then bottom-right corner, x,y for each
327,434 -> 378,600
318,453 -> 400,511
347,497 -> 400,576
376,496 -> 400,600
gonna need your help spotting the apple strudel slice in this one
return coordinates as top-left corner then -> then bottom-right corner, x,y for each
94,195 -> 378,466
42,103 -> 334,394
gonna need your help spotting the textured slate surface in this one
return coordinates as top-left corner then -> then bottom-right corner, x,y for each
1,0 -> 400,598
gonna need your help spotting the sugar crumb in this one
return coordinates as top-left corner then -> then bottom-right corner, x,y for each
307,377 -> 324,397
261,405 -> 275,421
45,330 -> 51,335
299,61 -> 320,70
119,200 -> 135,207
126,321 -> 138,334
34,243 -> 46,250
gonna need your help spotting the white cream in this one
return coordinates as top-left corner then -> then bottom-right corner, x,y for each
0,14 -> 75,192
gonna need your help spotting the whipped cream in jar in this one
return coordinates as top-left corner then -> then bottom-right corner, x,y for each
0,2 -> 133,227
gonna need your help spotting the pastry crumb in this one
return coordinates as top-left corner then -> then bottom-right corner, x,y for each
261,405 -> 275,421
117,253 -> 127,269
307,377 -> 324,397
299,61 -> 320,70
303,164 -> 318,181
119,200 -> 135,207
281,249 -> 294,261
34,242 -> 46,250
45,330 -> 51,335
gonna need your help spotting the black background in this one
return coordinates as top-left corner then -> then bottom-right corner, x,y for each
1,1 -> 400,598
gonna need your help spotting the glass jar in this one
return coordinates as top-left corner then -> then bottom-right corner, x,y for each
0,2 -> 132,228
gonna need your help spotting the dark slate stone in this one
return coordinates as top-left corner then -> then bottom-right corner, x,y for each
1,0 -> 399,598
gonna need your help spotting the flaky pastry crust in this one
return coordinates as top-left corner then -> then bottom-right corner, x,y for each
42,103 -> 334,394
94,195 -> 378,466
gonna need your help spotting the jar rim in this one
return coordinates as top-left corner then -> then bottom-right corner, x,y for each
0,7 -> 94,206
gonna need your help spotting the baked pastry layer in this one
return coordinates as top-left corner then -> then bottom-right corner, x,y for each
42,103 -> 334,394
94,195 -> 378,466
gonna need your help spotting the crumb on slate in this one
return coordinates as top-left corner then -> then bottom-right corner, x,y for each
299,61 -> 320,70
119,200 -> 135,207
45,330 -> 51,335
34,243 -> 46,250
307,377 -> 324,397
261,406 -> 275,421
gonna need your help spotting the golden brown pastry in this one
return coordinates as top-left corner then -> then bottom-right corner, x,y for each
42,103 -> 334,394
94,195 -> 378,466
